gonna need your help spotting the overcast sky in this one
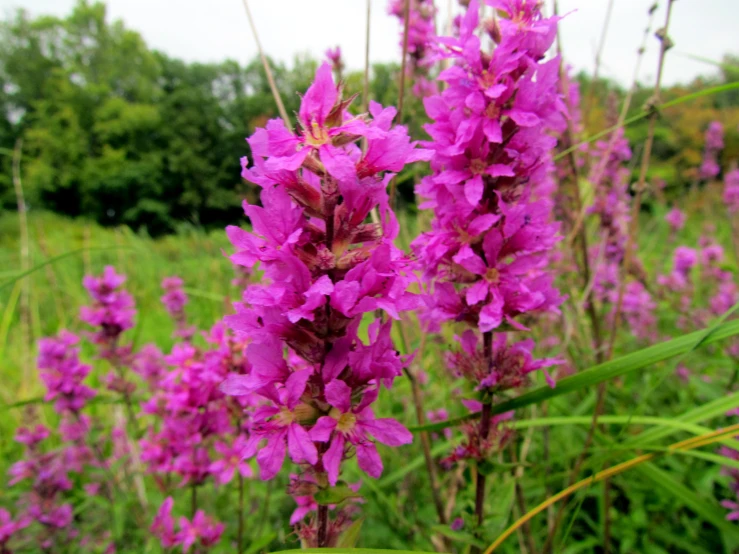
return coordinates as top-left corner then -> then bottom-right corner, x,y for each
1,0 -> 736,87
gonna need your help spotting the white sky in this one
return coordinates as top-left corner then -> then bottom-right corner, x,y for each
1,0 -> 736,87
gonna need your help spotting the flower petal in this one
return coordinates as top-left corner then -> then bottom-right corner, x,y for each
288,423 -> 318,465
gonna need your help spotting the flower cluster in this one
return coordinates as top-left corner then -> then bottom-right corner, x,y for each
80,265 -> 136,359
150,498 -> 224,552
161,276 -> 196,340
6,332 -> 112,552
389,0 -> 438,97
0,508 -> 29,553
37,331 -> 96,413
587,123 -> 657,341
725,168 -> 739,214
8,427 -> 77,550
220,62 -> 427,544
413,0 -> 564,464
140,321 -> 253,489
325,46 -> 344,82
699,121 -> 724,180
665,207 -> 686,232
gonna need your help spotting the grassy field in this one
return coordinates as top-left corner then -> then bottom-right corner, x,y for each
1,196 -> 739,553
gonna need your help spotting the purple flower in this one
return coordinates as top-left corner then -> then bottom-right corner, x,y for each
37,331 -> 96,413
222,62 -> 427,535
242,370 -> 318,481
724,168 -> 739,214
209,437 -> 254,485
151,498 -> 177,548
325,46 -> 344,80
665,207 -> 686,232
699,121 -> 724,180
389,0 -> 438,98
411,0 -> 566,466
310,380 -> 412,485
177,511 -> 224,552
0,508 -> 28,547
161,276 -> 195,340
80,266 -> 136,351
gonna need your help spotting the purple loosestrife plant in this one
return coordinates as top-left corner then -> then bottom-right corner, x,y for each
80,266 -> 135,360
412,0 -> 564,529
665,207 -> 687,233
699,121 -> 724,180
0,508 -> 29,554
325,46 -> 344,82
80,266 -> 140,408
7,332 -> 117,553
150,497 -> 224,552
587,124 -> 657,342
140,322 -> 253,489
725,168 -> 739,214
161,276 -> 196,341
220,62 -> 428,546
389,0 -> 438,98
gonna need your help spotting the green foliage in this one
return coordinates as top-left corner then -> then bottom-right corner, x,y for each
0,1 -> 398,234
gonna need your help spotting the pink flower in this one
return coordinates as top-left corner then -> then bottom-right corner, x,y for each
665,207 -> 686,232
177,511 -> 224,552
37,331 -> 96,413
242,371 -> 318,481
209,437 -> 254,485
222,62 -> 427,536
310,380 -> 412,485
0,508 -> 28,547
151,498 -> 177,548
699,121 -> 723,180
80,266 -> 136,350
724,168 -> 739,214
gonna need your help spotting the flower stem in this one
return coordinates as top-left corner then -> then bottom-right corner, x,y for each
388,0 -> 412,206
237,473 -> 245,554
606,0 -> 675,360
475,403 -> 491,526
396,322 -> 447,526
317,504 -> 329,547
191,483 -> 198,518
473,331 -> 494,552
240,0 -> 290,127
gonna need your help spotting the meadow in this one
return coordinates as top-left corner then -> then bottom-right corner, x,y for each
2,1 -> 739,554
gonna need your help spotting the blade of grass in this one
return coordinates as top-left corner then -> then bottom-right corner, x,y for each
0,246 -> 132,292
484,423 -> 739,552
410,319 -> 739,433
554,81 -> 739,162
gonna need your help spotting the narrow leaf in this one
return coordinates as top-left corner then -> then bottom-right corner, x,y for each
410,320 -> 739,433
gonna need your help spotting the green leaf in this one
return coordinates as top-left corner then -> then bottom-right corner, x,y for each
336,518 -> 364,548
431,525 -> 486,548
314,483 -> 363,506
477,458 -> 499,476
377,439 -> 454,488
410,320 -> 739,433
625,390 -> 739,448
0,246 -> 131,292
244,532 -> 277,554
509,415 -> 739,451
554,81 -> 739,161
634,463 -> 739,541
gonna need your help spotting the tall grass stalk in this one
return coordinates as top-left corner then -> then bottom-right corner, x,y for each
241,0 -> 290,127
607,0 -> 676,359
12,139 -> 31,393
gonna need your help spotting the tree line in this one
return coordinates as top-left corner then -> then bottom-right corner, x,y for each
0,0 -> 737,234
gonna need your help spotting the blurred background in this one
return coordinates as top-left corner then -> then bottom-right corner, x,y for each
0,0 -> 736,235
